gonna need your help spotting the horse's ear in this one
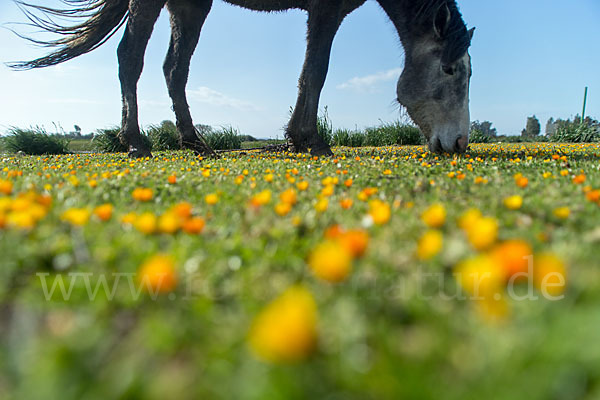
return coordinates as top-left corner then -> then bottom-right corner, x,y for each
468,27 -> 476,41
433,2 -> 451,39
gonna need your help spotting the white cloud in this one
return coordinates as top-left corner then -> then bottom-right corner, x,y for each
336,68 -> 402,92
187,86 -> 261,111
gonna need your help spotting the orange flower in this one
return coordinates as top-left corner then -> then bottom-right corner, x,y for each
308,240 -> 352,282
344,178 -> 353,188
279,188 -> 297,205
368,199 -> 391,225
248,286 -> 317,363
421,203 -> 446,228
171,202 -> 193,219
167,174 -> 177,184
138,254 -> 177,294
182,217 -> 205,234
572,174 -> 586,185
250,190 -> 272,207
0,179 -> 13,195
490,240 -> 533,281
132,187 -> 153,202
275,202 -> 292,216
337,229 -> 369,258
93,203 -> 113,221
340,198 -> 353,209
515,177 -> 529,188
585,189 -> 600,203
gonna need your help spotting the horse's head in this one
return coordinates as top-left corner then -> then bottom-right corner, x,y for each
396,2 -> 474,153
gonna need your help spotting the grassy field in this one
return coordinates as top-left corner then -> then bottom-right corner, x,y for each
1,143 -> 600,399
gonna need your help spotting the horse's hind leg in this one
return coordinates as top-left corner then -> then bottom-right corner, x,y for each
286,5 -> 347,156
117,0 -> 166,158
164,0 -> 213,155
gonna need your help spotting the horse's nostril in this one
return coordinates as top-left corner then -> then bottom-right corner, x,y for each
455,135 -> 468,152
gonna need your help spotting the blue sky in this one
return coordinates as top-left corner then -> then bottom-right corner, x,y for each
0,0 -> 599,138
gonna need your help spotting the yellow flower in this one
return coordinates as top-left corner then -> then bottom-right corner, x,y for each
553,207 -> 570,220
503,195 -> 523,210
248,286 -> 317,363
274,202 -> 292,216
417,230 -> 443,260
93,204 -> 113,221
296,181 -> 309,191
455,254 -> 504,299
308,240 -> 352,282
158,212 -> 181,234
314,197 -> 329,212
534,253 -> 566,297
134,212 -> 157,234
458,208 -> 482,231
137,254 -> 177,294
368,199 -> 391,225
466,216 -> 498,250
121,212 -> 138,226
61,208 -> 90,226
421,203 -> 446,228
264,173 -> 274,183
205,193 -> 219,205
132,187 -> 153,202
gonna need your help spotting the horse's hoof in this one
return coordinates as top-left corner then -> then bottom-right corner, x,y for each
127,146 -> 152,159
182,139 -> 216,157
310,145 -> 334,157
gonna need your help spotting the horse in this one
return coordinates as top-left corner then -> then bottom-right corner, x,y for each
10,0 -> 474,157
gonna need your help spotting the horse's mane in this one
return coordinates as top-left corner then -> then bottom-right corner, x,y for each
414,0 -> 471,65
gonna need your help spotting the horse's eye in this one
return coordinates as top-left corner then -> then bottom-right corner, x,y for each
442,64 -> 454,75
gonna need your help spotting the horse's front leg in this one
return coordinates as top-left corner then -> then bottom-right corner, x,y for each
286,5 -> 345,156
117,0 -> 166,158
164,0 -> 214,156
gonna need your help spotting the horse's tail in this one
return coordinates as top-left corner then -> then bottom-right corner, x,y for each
8,0 -> 130,69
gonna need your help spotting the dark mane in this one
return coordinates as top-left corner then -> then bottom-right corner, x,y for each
415,0 -> 471,65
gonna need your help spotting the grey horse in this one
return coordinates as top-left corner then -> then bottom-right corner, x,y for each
10,0 -> 474,156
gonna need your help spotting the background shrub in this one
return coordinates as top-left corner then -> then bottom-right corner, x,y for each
550,124 -> 599,143
3,127 -> 70,155
469,129 -> 493,143
147,121 -> 180,151
92,127 -> 152,153
316,106 -> 333,146
204,126 -> 243,150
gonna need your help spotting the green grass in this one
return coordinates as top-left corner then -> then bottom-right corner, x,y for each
1,143 -> 600,399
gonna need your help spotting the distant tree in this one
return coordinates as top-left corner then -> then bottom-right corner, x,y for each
522,115 -> 541,137
471,120 -> 497,137
545,118 -> 557,137
73,125 -> 82,136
